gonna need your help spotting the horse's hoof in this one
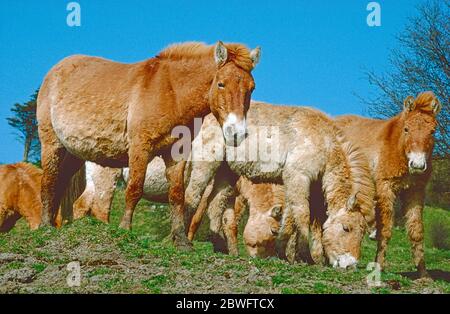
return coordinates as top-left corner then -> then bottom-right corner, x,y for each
417,269 -> 431,280
175,240 -> 194,252
172,231 -> 193,252
39,221 -> 52,228
118,221 -> 131,231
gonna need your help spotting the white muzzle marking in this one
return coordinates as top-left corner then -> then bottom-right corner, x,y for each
332,253 -> 358,269
222,113 -> 247,146
369,229 -> 377,241
407,152 -> 427,173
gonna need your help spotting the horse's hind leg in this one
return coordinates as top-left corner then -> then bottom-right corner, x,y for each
40,140 -> 84,227
40,142 -> 66,226
120,145 -> 151,230
187,179 -> 214,241
164,159 -> 193,251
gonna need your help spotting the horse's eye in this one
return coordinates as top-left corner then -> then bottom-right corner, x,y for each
218,82 -> 225,89
343,225 -> 350,232
404,127 -> 409,133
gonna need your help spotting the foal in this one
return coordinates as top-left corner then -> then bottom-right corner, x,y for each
336,91 -> 441,277
37,42 -> 260,250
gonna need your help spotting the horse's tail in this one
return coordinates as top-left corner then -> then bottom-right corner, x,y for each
59,164 -> 86,226
323,130 -> 376,229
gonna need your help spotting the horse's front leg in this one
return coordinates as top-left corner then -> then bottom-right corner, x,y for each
120,145 -> 151,230
277,173 -> 312,263
375,182 -> 396,271
165,159 -> 193,251
310,219 -> 325,265
401,186 -> 428,278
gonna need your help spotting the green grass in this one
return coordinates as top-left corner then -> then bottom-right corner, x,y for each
0,190 -> 449,294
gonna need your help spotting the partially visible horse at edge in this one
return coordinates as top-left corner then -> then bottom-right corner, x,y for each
37,41 -> 261,250
0,163 -> 62,232
335,91 -> 442,277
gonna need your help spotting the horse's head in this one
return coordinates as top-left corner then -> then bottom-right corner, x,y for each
402,92 -> 441,174
244,204 -> 282,258
209,41 -> 261,146
321,194 -> 367,269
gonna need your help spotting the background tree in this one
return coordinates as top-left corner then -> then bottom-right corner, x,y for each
362,0 -> 449,158
7,89 -> 41,163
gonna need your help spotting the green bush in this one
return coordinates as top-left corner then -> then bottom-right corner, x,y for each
429,218 -> 450,250
427,158 -> 450,210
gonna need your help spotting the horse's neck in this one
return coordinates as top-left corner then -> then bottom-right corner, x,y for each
165,59 -> 216,120
379,115 -> 408,177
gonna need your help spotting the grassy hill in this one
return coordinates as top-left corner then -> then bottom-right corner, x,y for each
0,190 -> 449,294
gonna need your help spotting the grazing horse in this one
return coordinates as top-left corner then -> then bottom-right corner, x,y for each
0,163 -> 61,232
233,178 -> 284,258
182,102 -> 376,268
189,177 -> 328,262
335,91 -> 442,277
37,41 -> 261,250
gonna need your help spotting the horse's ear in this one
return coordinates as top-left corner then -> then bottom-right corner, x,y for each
346,193 -> 357,211
431,98 -> 441,115
214,41 -> 228,66
270,204 -> 283,220
403,96 -> 415,112
250,47 -> 261,67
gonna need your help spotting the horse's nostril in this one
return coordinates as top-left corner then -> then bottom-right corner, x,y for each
225,126 -> 233,136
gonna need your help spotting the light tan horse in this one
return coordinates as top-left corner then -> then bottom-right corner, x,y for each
37,41 -> 261,250
183,102 -> 376,268
73,158 -> 210,223
235,178 -> 284,258
335,91 -> 442,277
0,163 -> 61,232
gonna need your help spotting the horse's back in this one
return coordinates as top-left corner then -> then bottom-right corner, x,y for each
335,115 -> 389,172
228,102 -> 337,181
335,115 -> 387,146
38,55 -> 145,163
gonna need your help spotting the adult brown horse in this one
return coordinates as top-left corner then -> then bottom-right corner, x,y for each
336,91 -> 442,277
37,41 -> 261,250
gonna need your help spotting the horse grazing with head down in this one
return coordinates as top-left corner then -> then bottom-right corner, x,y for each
0,163 -> 62,232
335,91 -> 442,277
181,102 -> 376,268
37,41 -> 261,250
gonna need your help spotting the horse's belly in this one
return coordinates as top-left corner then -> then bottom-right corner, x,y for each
51,103 -> 129,163
225,126 -> 286,182
228,160 -> 284,183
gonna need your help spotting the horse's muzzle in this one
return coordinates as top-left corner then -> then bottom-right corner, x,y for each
222,114 -> 247,146
407,152 -> 427,174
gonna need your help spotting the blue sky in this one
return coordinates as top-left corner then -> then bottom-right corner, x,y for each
0,0 -> 425,163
